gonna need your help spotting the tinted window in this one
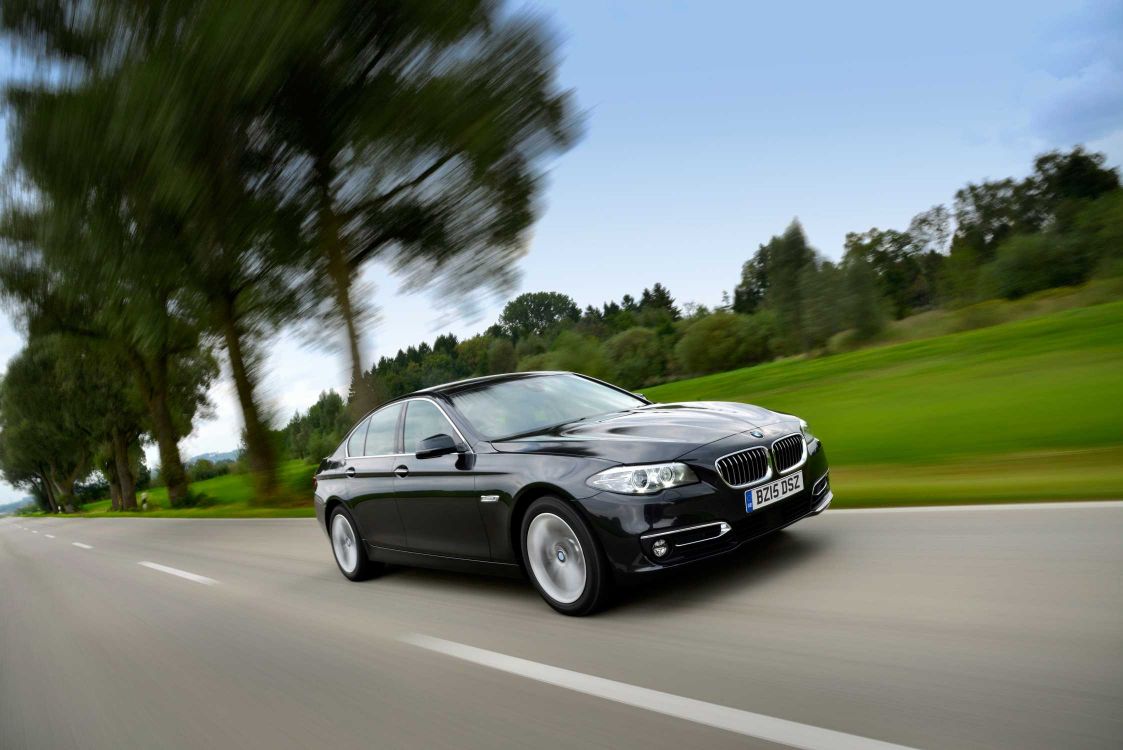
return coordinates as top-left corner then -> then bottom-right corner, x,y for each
404,400 -> 456,452
364,405 -> 401,456
448,374 -> 644,440
346,417 -> 370,457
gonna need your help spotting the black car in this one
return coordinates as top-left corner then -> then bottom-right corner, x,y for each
314,371 -> 831,615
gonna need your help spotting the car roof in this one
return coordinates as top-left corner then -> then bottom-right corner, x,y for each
410,371 -> 569,399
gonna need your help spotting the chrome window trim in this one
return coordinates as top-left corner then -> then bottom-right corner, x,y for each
640,520 -> 732,544
344,397 -> 473,460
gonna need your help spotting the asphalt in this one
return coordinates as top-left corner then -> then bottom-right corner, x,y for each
1,502 -> 1121,750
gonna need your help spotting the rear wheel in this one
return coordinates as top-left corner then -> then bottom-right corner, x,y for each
521,497 -> 612,615
329,506 -> 380,581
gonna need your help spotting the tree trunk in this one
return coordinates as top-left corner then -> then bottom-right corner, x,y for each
219,296 -> 278,502
54,471 -> 77,514
38,472 -> 59,513
105,458 -> 122,511
112,428 -> 137,511
130,350 -> 190,507
318,177 -> 372,418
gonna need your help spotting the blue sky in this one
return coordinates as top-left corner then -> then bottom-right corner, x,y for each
0,0 -> 1120,500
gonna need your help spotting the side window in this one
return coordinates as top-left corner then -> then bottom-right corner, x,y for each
404,400 -> 456,453
364,404 -> 402,456
346,417 -> 370,457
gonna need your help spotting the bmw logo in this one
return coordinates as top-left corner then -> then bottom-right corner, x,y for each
750,430 -> 764,438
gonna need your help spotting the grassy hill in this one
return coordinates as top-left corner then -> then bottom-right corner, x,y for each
645,300 -> 1123,506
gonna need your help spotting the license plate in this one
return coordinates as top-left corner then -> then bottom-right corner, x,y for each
745,471 -> 803,512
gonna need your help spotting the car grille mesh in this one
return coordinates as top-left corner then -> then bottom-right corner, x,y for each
715,447 -> 768,487
772,434 -> 805,473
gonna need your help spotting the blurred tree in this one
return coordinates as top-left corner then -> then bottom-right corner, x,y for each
0,340 -> 93,512
798,261 -> 844,349
840,254 -> 888,340
259,1 -> 580,413
487,338 -> 517,374
1070,190 -> 1123,272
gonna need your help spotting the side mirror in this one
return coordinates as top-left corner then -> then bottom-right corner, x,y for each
415,433 -> 459,459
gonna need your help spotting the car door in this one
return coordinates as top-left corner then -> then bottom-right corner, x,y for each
394,399 -> 491,560
346,404 -> 408,549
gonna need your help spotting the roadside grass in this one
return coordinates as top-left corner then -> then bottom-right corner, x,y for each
645,301 -> 1123,507
73,459 -> 317,518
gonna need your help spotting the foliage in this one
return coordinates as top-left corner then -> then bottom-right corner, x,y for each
498,292 -> 581,341
284,391 -> 350,461
673,311 -> 774,376
603,327 -> 665,389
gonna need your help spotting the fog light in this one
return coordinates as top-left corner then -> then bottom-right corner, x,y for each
652,538 -> 669,558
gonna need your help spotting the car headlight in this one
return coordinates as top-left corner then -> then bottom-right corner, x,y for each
799,419 -> 816,445
587,462 -> 698,495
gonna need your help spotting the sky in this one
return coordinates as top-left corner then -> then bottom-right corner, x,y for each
0,0 -> 1121,501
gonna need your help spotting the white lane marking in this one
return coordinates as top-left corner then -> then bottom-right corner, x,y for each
30,530 -> 38,534
138,561 -> 218,586
44,534 -> 55,539
830,500 -> 1123,514
71,542 -> 93,549
401,634 -> 918,750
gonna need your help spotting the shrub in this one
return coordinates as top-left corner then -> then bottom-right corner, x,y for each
487,338 -> 517,374
673,311 -> 774,376
989,234 -> 1089,299
602,327 -> 665,388
517,331 -> 616,381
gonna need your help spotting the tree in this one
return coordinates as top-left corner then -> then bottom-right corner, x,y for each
754,220 -> 817,351
260,1 -> 580,411
498,292 -> 580,341
603,327 -> 664,388
0,340 -> 93,512
840,255 -> 888,341
673,311 -> 774,376
486,338 -> 517,374
1027,147 -> 1120,230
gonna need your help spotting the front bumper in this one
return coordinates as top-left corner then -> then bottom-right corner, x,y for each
579,439 -> 830,578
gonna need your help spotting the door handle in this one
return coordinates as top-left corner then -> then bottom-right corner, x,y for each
393,465 -> 409,478
345,466 -> 356,478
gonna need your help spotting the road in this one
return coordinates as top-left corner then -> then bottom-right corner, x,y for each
2,503 -> 1121,750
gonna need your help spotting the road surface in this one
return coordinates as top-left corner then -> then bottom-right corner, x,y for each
2,503 -> 1121,750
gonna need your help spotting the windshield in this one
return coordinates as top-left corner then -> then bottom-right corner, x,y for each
448,374 -> 645,440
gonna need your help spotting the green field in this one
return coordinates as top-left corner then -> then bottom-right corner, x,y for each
645,300 -> 1123,506
73,459 -> 317,517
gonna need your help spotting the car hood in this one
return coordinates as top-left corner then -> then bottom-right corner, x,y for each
489,401 -> 785,464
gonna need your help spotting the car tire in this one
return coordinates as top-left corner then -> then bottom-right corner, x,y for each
521,497 -> 612,616
329,505 -> 381,581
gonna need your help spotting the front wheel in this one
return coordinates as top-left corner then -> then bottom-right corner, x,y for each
329,506 -> 381,581
521,497 -> 612,616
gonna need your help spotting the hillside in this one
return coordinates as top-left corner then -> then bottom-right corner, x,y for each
645,301 -> 1123,505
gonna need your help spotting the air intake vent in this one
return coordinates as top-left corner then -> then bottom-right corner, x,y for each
715,447 -> 769,488
772,434 -> 805,473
